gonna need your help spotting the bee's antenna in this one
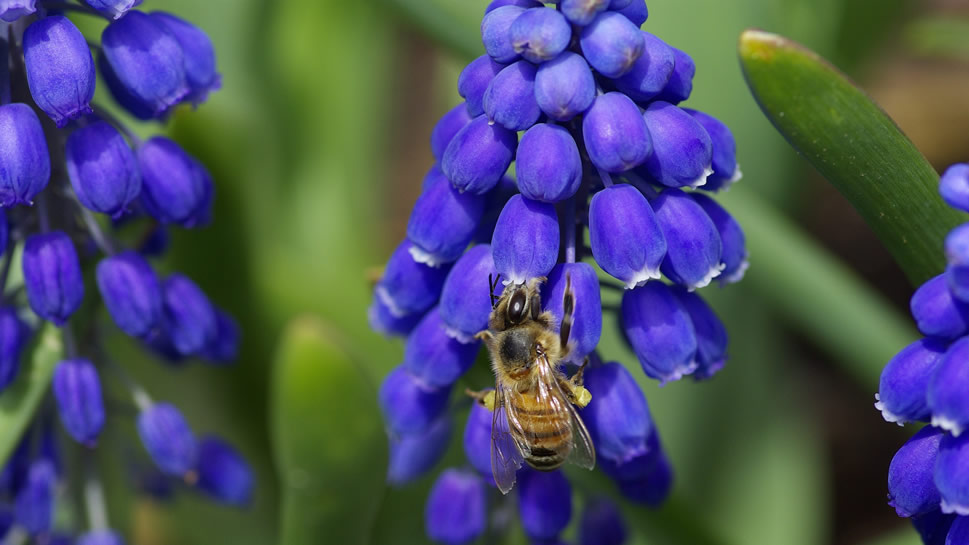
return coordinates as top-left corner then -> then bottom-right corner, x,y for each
489,273 -> 502,309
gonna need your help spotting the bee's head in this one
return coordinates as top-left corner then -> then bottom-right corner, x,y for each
491,277 -> 544,331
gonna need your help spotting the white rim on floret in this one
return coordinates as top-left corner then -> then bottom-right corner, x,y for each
625,266 -> 663,289
375,285 -> 408,318
720,259 -> 750,286
408,244 -> 448,268
658,360 -> 700,387
873,394 -> 907,427
941,498 -> 969,517
501,273 -> 527,286
729,164 -> 744,184
932,414 -> 964,437
443,325 -> 476,345
686,165 -> 715,189
687,263 -> 726,292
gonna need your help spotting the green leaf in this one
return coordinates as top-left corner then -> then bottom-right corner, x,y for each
0,324 -> 62,466
738,29 -> 963,286
271,317 -> 387,545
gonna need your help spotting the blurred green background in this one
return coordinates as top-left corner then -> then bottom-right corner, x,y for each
89,0 -> 969,543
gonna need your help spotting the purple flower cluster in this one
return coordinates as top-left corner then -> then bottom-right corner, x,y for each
877,164 -> 969,543
371,1 -> 748,543
0,2 -> 250,542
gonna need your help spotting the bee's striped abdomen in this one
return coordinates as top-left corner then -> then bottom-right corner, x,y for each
509,392 -> 572,471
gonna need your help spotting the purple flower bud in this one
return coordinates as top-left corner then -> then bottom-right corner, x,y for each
656,47 -> 695,105
439,245 -> 497,342
0,210 -> 8,258
640,102 -> 713,188
196,436 -> 253,506
672,288 -> 727,379
0,308 -> 29,392
579,12 -> 644,78
911,274 -> 969,340
614,446 -> 673,506
52,358 -> 105,447
0,434 -> 30,496
929,337 -> 969,436
588,184 -> 666,288
377,240 -> 451,317
492,195 -> 559,285
77,530 -> 125,545
425,469 -> 487,545
684,109 -> 741,191
23,231 -> 84,326
582,362 -> 654,465
96,250 -> 162,338
579,498 -> 627,545
517,124 -> 582,203
887,425 -> 943,517
912,510 -> 956,545
946,516 -> 969,544
162,273 -> 217,356
368,296 -> 423,338
458,55 -> 505,117
82,0 -> 140,19
66,121 -> 141,217
463,399 -> 494,482
137,402 -> 197,477
138,137 -> 212,227
100,11 -> 188,119
615,0 -> 648,27
486,0 -> 542,11
404,307 -> 481,389
483,61 -> 540,131
653,188 -> 723,289
150,12 -> 220,105
690,193 -> 748,285
612,31 -> 674,103
622,282 -> 697,383
582,93 -> 652,173
543,263 -> 602,363
388,415 -> 451,486
407,165 -> 485,265
510,8 -> 571,64
0,0 -> 34,22
940,164 -> 969,214
442,114 -> 517,195
379,365 -> 450,436
0,103 -> 50,206
14,460 -> 55,536
23,16 -> 95,127
534,52 -> 596,121
935,432 -> 969,515
201,308 -> 240,364
560,0 -> 608,26
431,104 -> 473,161
946,223 -> 969,302
519,469 -> 572,540
481,5 -> 525,63
876,338 -> 946,425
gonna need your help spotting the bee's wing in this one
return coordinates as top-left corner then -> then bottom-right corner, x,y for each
535,355 -> 596,471
491,384 -> 524,495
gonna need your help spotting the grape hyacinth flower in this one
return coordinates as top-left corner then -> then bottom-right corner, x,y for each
0,3 -> 252,542
876,162 -> 969,543
370,1 -> 747,543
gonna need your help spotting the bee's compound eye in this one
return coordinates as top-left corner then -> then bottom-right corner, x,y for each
508,289 -> 528,325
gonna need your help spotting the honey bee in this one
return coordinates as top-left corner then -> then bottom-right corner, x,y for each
468,273 -> 595,494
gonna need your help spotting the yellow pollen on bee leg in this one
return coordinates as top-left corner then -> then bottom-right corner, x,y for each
574,387 -> 592,409
483,390 -> 497,412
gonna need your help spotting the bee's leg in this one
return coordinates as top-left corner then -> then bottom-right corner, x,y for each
570,357 -> 590,389
557,376 -> 592,409
474,330 -> 496,350
464,388 -> 498,411
559,272 -> 575,355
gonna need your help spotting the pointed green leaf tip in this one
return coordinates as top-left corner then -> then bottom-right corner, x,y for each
739,29 -> 963,285
272,317 -> 387,545
0,325 -> 62,466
